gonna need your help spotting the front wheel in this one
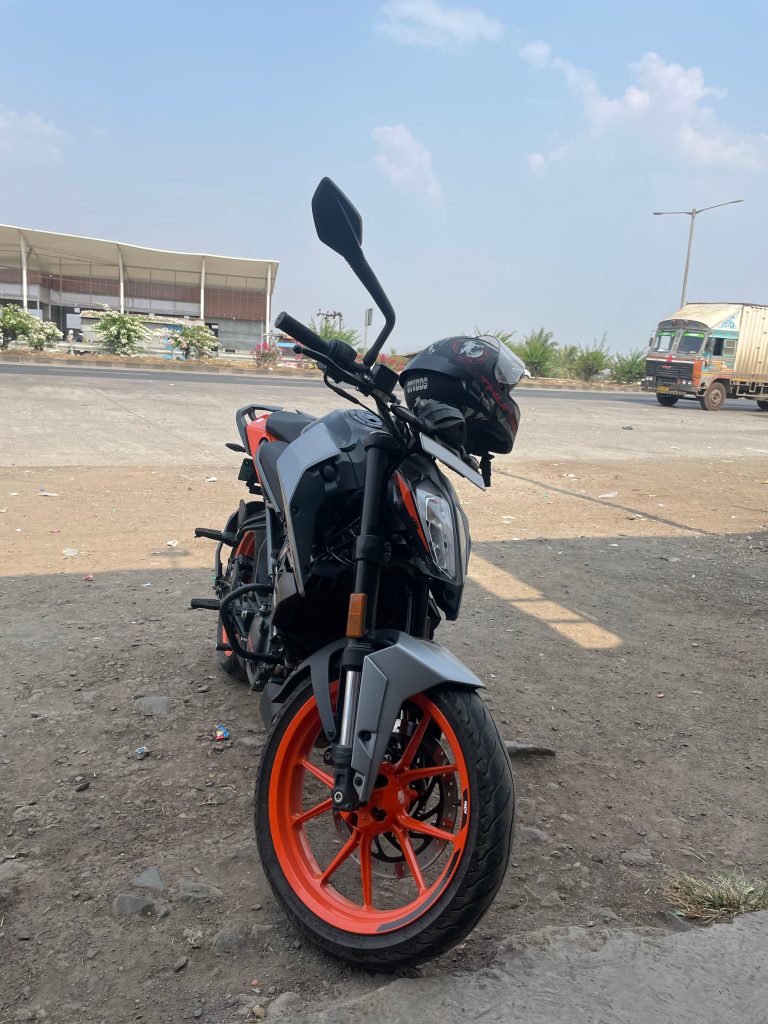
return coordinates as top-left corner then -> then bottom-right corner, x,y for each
756,399 -> 768,411
699,382 -> 727,411
656,394 -> 679,407
255,681 -> 514,970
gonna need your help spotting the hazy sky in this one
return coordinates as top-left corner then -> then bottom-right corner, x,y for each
2,0 -> 767,352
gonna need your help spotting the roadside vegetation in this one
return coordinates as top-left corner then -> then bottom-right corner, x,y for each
478,326 -> 645,383
664,870 -> 768,922
168,322 -> 218,359
0,305 -> 62,350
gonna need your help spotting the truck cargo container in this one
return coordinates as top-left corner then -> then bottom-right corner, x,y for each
642,302 -> 768,410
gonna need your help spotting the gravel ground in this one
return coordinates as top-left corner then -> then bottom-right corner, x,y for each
1,374 -> 767,1022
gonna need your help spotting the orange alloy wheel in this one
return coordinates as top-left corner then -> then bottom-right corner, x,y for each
268,691 -> 471,934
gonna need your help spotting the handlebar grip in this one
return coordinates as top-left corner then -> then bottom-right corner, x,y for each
274,312 -> 330,357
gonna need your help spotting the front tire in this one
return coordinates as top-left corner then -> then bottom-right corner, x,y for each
756,399 -> 768,411
699,382 -> 727,411
656,394 -> 679,407
255,681 -> 514,970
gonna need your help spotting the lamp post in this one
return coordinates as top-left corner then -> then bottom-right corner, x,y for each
653,200 -> 743,308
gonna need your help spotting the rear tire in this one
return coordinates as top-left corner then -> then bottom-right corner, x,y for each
757,399 -> 768,411
699,382 -> 727,411
656,394 -> 679,407
255,681 -> 514,970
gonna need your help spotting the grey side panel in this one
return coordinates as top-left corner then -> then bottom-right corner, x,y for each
260,637 -> 345,736
276,422 -> 340,595
351,633 -> 483,803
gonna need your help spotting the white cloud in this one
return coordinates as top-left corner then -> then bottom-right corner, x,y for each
519,40 -> 551,69
520,44 -> 767,170
0,104 -> 65,165
527,152 -> 546,174
373,124 -> 442,201
378,0 -> 504,50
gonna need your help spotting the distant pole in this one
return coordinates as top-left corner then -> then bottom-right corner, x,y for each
653,200 -> 743,308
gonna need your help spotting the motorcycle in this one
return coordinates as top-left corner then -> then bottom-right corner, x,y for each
192,178 -> 519,969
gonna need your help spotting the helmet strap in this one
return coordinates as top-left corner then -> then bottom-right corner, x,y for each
480,452 -> 493,487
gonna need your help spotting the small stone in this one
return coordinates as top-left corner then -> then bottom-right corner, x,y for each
113,893 -> 166,916
591,906 -> 621,923
621,846 -> 654,867
656,910 -> 691,932
247,1008 -> 266,1022
193,1011 -> 203,1019
590,853 -> 604,863
173,956 -> 188,972
75,781 -> 90,792
133,695 -> 170,716
84,947 -> 97,959
130,866 -> 166,891
237,736 -> 263,751
267,991 -> 304,1019
519,825 -> 547,843
183,928 -> 204,948
197,685 -> 210,693
213,922 -> 250,953
177,879 -> 223,901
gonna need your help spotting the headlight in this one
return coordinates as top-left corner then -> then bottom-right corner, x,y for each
415,485 -> 457,579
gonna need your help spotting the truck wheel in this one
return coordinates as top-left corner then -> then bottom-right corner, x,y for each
757,400 -> 768,411
656,394 -> 679,407
699,382 -> 727,411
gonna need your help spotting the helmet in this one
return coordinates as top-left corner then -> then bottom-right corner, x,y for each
400,336 -> 524,455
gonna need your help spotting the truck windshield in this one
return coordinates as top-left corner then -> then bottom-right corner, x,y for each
676,332 -> 706,355
653,332 -> 676,351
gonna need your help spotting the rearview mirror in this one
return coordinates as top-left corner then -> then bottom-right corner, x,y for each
312,178 -> 363,264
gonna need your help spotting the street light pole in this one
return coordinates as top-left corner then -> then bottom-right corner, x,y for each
653,200 -> 743,308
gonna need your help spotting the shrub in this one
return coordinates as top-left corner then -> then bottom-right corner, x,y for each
168,323 -> 218,359
252,343 -> 281,369
555,344 -> 580,379
0,305 -> 44,349
572,337 -> 612,381
611,348 -> 646,383
378,352 -> 408,373
92,307 -> 149,355
28,320 -> 63,351
513,328 -> 558,378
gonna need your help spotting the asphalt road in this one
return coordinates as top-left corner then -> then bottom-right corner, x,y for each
3,362 -> 767,467
0,361 -> 655,403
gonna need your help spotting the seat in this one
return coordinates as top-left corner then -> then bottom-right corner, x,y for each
255,441 -> 288,511
266,410 -> 315,444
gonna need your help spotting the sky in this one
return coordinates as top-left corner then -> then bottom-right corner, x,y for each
2,0 -> 767,353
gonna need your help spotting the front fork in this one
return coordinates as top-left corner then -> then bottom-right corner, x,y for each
331,431 -> 398,811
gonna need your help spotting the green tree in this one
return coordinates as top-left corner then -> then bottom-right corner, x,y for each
92,307 -> 149,355
0,305 -> 45,349
168,323 -> 218,359
28,320 -> 62,351
572,336 -> 612,381
514,327 -> 558,378
310,317 -> 361,350
611,348 -> 646,384
555,344 -> 580,379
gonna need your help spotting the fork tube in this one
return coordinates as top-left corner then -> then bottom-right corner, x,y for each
333,431 -> 399,810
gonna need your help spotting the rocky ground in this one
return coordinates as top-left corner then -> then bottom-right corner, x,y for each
1,374 -> 767,1022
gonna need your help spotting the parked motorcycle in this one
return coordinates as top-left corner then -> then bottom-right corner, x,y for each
192,178 -> 524,969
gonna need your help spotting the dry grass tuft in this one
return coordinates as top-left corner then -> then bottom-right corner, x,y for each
664,870 -> 768,923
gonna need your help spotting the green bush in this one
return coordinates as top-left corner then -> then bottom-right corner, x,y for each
28,320 -> 62,351
554,344 -> 579,379
92,307 -> 149,355
611,348 -> 646,383
0,305 -> 42,348
168,323 -> 218,359
513,328 -> 558,378
572,337 -> 612,381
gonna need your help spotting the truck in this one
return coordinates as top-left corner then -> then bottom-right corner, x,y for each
641,302 -> 768,410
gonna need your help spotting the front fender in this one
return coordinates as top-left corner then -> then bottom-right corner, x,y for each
351,633 -> 483,804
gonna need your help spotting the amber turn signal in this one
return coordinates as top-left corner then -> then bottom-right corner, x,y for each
346,593 -> 367,638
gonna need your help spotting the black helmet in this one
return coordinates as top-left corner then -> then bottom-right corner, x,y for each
400,336 -> 524,455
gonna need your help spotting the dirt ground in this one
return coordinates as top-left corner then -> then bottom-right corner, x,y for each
2,414 -> 768,1021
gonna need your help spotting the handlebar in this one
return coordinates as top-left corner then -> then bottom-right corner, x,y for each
274,312 -> 331,358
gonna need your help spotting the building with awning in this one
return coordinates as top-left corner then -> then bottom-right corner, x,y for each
0,225 -> 278,356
